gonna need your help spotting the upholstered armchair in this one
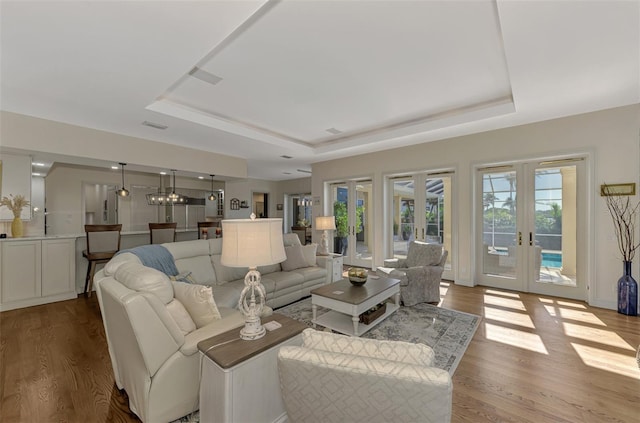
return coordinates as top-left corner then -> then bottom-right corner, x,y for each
278,329 -> 452,423
378,241 -> 448,306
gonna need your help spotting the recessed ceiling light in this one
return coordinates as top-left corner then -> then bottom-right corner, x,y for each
111,165 -> 119,170
198,176 -> 204,179
32,172 -> 41,176
160,171 -> 167,175
281,155 -> 293,159
142,121 -> 168,130
33,162 -> 45,167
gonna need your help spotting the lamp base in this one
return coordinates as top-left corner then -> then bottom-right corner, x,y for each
239,318 -> 266,340
317,230 -> 330,255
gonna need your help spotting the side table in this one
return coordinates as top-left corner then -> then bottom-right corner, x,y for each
198,314 -> 306,423
317,253 -> 343,282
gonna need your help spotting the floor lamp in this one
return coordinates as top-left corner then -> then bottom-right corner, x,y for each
221,214 -> 286,340
315,215 -> 336,255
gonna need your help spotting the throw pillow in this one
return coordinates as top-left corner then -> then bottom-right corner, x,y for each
165,299 -> 196,335
301,243 -> 318,267
281,245 -> 308,271
172,282 -> 222,328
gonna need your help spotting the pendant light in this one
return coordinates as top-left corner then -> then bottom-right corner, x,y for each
208,174 -> 217,201
168,170 -> 184,203
116,163 -> 130,197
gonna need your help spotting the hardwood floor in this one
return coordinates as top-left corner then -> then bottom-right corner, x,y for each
1,283 -> 638,422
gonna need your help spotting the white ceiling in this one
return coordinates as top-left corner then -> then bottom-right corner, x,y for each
1,0 -> 639,180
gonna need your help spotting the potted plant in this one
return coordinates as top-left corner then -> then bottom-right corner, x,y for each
333,201 -> 364,255
602,184 -> 638,316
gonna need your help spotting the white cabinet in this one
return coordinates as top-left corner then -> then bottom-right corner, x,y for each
0,237 -> 76,311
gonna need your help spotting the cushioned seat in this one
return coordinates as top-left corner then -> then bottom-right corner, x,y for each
278,329 -> 452,423
378,241 -> 447,306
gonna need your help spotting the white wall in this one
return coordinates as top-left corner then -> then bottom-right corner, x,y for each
312,104 -> 640,310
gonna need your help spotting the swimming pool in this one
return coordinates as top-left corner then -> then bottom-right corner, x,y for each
541,252 -> 562,268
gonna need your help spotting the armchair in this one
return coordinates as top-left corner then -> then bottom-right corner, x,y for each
278,329 -> 452,423
378,241 -> 447,306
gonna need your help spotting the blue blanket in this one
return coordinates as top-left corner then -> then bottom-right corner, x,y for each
117,245 -> 179,277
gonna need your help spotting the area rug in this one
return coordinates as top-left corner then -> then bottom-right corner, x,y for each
172,299 -> 480,423
276,297 -> 480,375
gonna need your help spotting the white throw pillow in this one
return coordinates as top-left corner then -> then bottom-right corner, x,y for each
301,244 -> 318,267
172,281 -> 222,328
165,299 -> 196,335
281,245 -> 308,271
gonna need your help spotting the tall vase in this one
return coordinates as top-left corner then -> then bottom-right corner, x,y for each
11,216 -> 24,238
617,261 -> 638,316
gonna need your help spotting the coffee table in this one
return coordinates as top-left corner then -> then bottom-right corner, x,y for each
311,276 -> 400,336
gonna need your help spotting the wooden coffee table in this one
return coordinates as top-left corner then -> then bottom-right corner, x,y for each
311,276 -> 400,337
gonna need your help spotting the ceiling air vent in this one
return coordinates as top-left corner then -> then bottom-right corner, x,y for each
297,169 -> 312,174
189,67 -> 223,85
326,127 -> 342,135
280,155 -> 293,159
142,121 -> 168,130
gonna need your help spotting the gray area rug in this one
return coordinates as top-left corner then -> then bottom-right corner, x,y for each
276,297 -> 480,375
173,298 -> 480,423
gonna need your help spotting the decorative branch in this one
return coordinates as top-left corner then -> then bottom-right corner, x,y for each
0,194 -> 30,218
603,184 -> 640,262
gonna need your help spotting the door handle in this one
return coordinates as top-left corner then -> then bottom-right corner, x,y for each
529,232 -> 533,246
518,231 -> 522,246
415,227 -> 418,238
422,228 -> 425,239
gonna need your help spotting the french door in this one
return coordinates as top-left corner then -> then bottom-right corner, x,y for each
390,172 -> 453,280
330,180 -> 373,268
477,158 -> 587,300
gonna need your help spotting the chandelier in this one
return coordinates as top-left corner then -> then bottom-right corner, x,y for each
146,170 -> 186,205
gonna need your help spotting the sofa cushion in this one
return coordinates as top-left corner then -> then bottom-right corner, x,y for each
293,266 -> 326,283
282,245 -> 308,271
165,299 -> 197,335
211,280 -> 245,309
258,263 -> 282,275
301,244 -> 318,266
162,240 -> 217,285
267,271 -> 305,291
211,255 -> 249,284
172,282 -> 222,328
169,271 -> 197,284
114,262 -> 174,304
104,252 -> 142,276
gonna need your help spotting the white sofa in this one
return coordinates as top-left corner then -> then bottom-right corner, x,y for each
94,233 -> 329,422
278,329 -> 452,423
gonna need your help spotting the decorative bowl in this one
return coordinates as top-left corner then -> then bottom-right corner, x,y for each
348,267 -> 368,286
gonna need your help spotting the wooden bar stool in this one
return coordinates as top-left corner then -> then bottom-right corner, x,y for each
82,224 -> 122,297
149,222 -> 177,244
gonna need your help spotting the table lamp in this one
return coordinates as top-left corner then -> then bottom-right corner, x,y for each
315,215 -> 336,255
221,214 -> 286,340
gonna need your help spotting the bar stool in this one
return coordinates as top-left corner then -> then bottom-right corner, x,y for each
82,224 -> 122,297
198,221 -> 218,239
149,222 -> 177,244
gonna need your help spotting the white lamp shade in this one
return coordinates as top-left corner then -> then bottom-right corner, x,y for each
315,216 -> 336,231
221,218 -> 286,267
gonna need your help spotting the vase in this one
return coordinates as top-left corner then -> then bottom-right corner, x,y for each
617,261 -> 638,316
11,217 -> 24,238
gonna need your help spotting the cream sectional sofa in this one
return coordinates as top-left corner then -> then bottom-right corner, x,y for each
94,233 -> 329,422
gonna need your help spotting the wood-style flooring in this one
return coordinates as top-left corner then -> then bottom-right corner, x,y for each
1,282 -> 638,423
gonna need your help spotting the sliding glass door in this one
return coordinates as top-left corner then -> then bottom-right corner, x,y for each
330,180 -> 373,268
477,159 -> 586,300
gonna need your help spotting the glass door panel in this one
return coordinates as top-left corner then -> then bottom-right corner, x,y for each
480,170 -> 518,283
330,181 -> 373,268
392,178 -> 414,259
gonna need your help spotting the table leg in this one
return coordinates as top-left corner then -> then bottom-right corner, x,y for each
395,291 -> 401,307
312,303 -> 317,328
352,315 -> 359,336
